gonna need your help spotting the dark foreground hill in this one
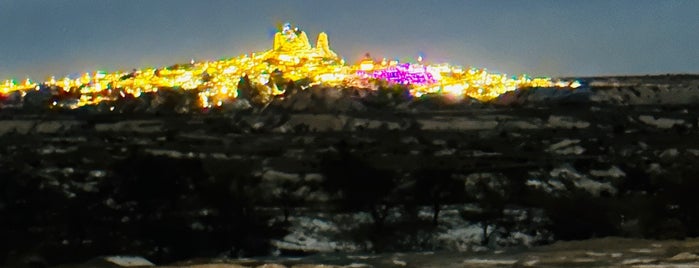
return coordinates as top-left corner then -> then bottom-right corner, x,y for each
1,75 -> 699,267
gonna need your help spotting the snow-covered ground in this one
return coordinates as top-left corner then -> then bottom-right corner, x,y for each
95,237 -> 699,267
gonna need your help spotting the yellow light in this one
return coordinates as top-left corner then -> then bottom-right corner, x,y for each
278,54 -> 294,62
199,92 -> 210,108
62,78 -> 71,92
359,62 -> 374,71
443,84 -> 464,97
223,66 -> 238,74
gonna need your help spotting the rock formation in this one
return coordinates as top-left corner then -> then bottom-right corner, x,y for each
269,22 -> 339,61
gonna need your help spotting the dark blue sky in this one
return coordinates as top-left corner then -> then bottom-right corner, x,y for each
1,0 -> 697,80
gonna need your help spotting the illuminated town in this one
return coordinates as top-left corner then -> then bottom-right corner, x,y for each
0,22 -> 580,110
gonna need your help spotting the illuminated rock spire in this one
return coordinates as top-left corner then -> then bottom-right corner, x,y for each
273,22 -> 312,52
270,22 -> 339,60
315,32 -> 337,58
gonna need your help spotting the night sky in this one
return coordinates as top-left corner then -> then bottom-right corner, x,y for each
1,0 -> 697,80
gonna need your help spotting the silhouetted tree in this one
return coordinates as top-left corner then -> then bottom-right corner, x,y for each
110,152 -> 280,262
460,173 -> 512,246
320,141 -> 396,229
413,168 -> 464,225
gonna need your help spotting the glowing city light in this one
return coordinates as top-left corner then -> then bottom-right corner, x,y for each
0,22 -> 579,109
358,63 -> 438,85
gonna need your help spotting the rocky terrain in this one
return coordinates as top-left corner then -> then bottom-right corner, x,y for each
2,74 -> 699,267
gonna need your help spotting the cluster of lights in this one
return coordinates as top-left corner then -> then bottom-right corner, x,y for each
0,23 -> 580,109
358,63 -> 437,85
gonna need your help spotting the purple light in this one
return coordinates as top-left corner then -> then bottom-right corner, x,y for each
358,63 -> 436,85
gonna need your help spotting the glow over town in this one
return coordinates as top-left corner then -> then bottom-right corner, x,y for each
0,22 -> 580,109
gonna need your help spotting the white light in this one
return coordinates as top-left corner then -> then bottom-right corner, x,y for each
570,81 -> 582,88
223,66 -> 238,74
359,63 -> 374,71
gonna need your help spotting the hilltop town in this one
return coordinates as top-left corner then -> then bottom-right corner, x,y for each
0,22 -> 573,111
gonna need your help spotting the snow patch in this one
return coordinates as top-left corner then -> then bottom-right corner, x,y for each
621,258 -> 656,265
38,145 -> 77,155
472,151 -> 501,157
502,120 -> 540,129
304,173 -> 324,182
262,170 -> 301,183
392,259 -> 407,266
145,149 -> 187,158
590,166 -> 626,178
35,121 -> 79,133
346,263 -> 371,267
502,232 -> 536,247
89,170 -> 107,178
548,139 -> 585,155
629,248 -> 655,253
522,259 -> 539,266
669,252 -> 699,261
463,259 -> 518,265
647,163 -> 664,174
526,179 -> 566,194
0,120 -> 34,135
418,117 -> 498,130
435,225 -> 485,252
586,251 -> 607,257
659,148 -> 680,159
547,116 -> 590,129
687,149 -> 699,156
638,115 -> 684,129
550,165 -> 616,196
104,256 -> 154,267
434,148 -> 456,156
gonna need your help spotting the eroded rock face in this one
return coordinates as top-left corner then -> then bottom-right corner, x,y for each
270,23 -> 339,61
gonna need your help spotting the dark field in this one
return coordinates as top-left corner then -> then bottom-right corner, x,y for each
2,75 -> 699,267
